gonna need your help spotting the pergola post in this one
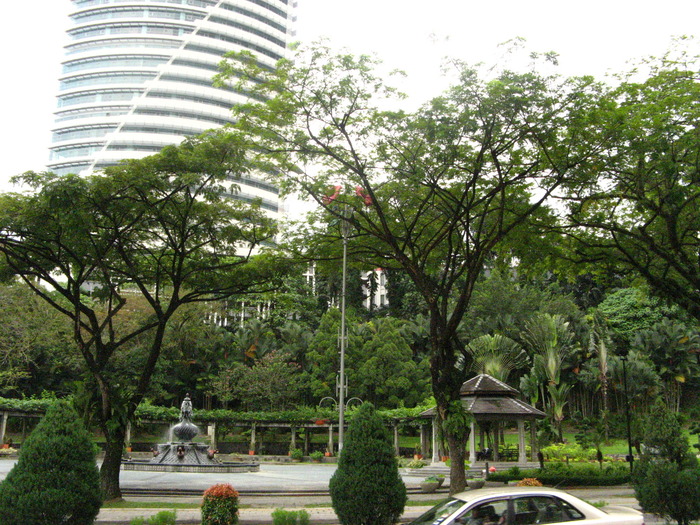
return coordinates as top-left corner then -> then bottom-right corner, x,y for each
209,422 -> 217,449
431,417 -> 440,463
249,423 -> 256,453
328,424 -> 334,455
0,412 -> 7,445
304,428 -> 310,455
290,426 -> 296,451
125,421 -> 132,447
393,422 -> 400,456
517,419 -> 526,463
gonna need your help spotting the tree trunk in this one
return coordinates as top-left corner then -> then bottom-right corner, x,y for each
100,428 -> 126,500
447,430 -> 469,494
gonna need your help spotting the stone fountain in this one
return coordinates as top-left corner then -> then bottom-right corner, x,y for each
122,394 -> 259,473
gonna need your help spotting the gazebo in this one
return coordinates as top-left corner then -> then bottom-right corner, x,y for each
420,374 -> 546,464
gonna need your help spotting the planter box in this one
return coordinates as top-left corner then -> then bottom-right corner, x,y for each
420,481 -> 440,493
467,478 -> 486,489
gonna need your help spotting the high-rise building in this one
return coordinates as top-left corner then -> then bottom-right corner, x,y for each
49,0 -> 296,216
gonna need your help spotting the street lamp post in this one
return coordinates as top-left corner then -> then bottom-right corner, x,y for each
620,354 -> 634,471
338,205 -> 350,453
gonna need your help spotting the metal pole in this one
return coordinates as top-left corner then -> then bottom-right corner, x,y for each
338,205 -> 349,452
621,356 -> 634,471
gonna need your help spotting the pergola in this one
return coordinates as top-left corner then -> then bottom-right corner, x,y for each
420,374 -> 546,464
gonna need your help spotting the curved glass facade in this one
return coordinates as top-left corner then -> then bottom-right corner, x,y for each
49,0 -> 296,216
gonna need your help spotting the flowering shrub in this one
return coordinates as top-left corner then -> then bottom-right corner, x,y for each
201,483 -> 239,525
541,443 -> 597,461
516,478 -> 543,487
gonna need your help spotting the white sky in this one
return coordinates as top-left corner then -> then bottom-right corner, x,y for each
0,0 -> 698,191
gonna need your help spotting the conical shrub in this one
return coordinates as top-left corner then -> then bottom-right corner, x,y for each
0,400 -> 102,524
329,403 -> 406,525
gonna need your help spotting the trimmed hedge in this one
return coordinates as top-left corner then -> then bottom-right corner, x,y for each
488,462 -> 631,486
0,397 -> 432,426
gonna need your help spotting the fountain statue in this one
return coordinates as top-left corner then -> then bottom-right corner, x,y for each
122,394 -> 259,473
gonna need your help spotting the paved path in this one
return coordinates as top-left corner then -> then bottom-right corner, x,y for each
0,460 -> 649,524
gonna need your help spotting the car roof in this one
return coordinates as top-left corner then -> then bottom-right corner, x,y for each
451,486 -> 578,503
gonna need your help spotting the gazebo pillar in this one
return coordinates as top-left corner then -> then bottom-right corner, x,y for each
431,417 -> 440,463
517,419 -> 526,463
420,424 -> 429,457
469,420 -> 477,463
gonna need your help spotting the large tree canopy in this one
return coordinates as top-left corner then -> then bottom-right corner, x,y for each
216,43 -> 604,491
562,50 -> 700,320
0,129 -> 283,499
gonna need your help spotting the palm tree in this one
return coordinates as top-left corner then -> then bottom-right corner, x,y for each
522,313 -> 578,442
463,334 -> 527,382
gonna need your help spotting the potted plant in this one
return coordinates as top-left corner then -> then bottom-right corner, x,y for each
310,450 -> 324,462
289,448 -> 303,462
414,445 -> 423,460
420,476 -> 441,493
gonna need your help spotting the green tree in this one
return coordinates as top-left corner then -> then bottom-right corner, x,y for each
0,130 -> 281,499
217,43 -> 603,491
632,399 -> 700,525
0,400 -> 101,525
562,46 -> 700,322
329,402 -> 406,525
208,350 -> 302,410
354,317 -> 431,408
632,318 -> 700,412
0,282 -> 79,396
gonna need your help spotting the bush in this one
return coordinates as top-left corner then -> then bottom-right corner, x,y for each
329,403 -> 407,525
516,478 -> 543,487
0,400 -> 102,525
487,461 -> 631,486
201,483 -> 239,525
632,460 -> 700,525
130,510 -> 177,525
540,443 -> 597,462
271,508 -> 310,525
310,450 -> 324,461
406,459 -> 425,469
289,448 -> 303,461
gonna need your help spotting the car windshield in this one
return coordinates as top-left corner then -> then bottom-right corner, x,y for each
411,497 -> 467,525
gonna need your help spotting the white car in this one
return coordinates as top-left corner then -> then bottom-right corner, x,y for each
410,487 -> 644,525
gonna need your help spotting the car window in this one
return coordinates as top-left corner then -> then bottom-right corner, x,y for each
411,498 -> 468,525
512,496 -> 585,525
455,499 -> 509,525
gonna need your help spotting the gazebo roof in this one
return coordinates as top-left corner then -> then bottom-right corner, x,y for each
460,374 -> 519,396
419,373 -> 546,420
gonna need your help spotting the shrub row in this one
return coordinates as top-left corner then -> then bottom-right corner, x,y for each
488,462 -> 631,486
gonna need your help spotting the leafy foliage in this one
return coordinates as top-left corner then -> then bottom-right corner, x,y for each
329,403 -> 406,525
562,47 -> 700,323
0,400 -> 101,524
201,483 -> 239,525
0,129 -> 284,499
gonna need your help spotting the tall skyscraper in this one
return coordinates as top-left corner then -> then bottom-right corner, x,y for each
49,0 -> 296,216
